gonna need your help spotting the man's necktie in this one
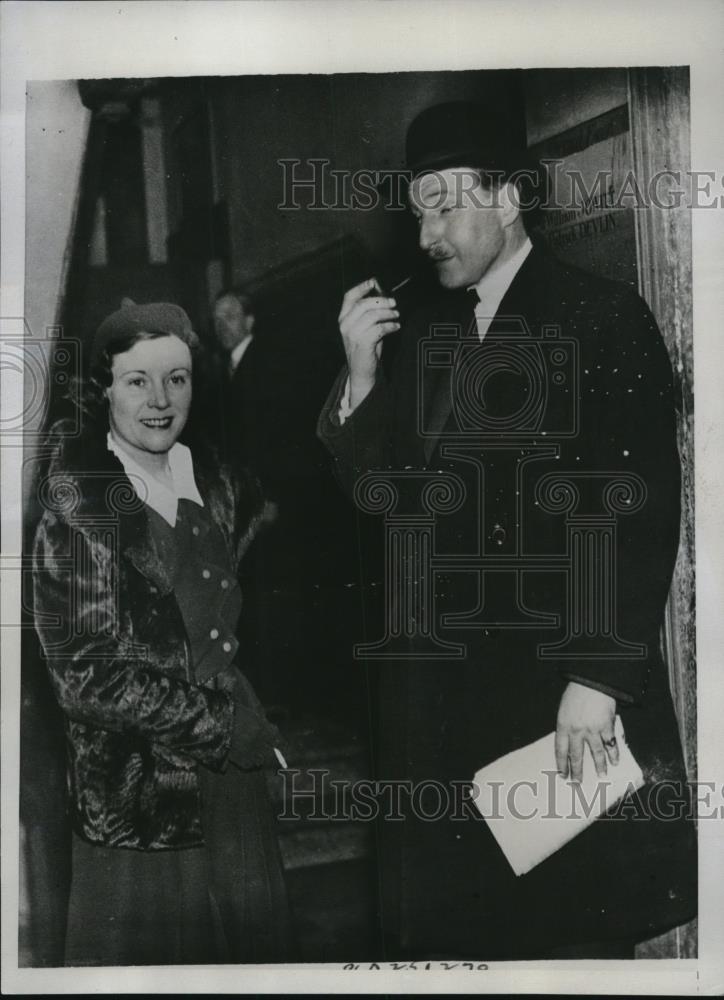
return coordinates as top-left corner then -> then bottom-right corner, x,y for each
464,287 -> 480,339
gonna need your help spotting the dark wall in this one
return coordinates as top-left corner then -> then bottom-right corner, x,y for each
210,70 -> 524,287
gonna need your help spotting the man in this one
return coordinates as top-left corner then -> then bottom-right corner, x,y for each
214,288 -> 256,372
212,289 -> 266,478
317,101 -> 695,959
212,287 -> 315,507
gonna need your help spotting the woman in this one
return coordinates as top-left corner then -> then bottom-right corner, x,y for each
33,300 -> 292,966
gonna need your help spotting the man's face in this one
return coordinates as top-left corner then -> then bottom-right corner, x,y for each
409,167 -> 507,289
213,294 -> 254,352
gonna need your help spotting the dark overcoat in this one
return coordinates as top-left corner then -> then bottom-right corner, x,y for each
32,419 -> 275,851
318,244 -> 696,958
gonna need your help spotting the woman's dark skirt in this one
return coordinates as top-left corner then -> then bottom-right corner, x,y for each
65,766 -> 292,966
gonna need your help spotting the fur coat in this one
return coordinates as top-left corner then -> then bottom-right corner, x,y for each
32,420 -> 267,850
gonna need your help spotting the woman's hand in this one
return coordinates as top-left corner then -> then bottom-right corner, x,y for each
555,681 -> 619,781
223,667 -> 283,770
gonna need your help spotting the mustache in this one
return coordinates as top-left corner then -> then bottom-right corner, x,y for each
426,247 -> 452,261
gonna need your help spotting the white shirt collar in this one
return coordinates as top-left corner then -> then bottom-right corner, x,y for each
107,431 -> 204,527
229,334 -> 254,373
470,237 -> 533,341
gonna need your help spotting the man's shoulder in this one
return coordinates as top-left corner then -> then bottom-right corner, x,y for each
531,242 -> 638,298
527,246 -> 673,393
529,243 -> 642,310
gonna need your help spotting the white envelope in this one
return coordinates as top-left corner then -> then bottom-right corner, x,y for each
471,716 -> 644,876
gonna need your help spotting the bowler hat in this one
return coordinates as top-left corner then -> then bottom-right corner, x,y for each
406,100 -> 524,178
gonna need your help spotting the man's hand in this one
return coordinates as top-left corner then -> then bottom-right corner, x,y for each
338,278 -> 400,409
555,681 -> 619,781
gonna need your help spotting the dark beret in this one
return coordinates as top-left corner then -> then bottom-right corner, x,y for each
91,299 -> 199,366
406,100 -> 525,178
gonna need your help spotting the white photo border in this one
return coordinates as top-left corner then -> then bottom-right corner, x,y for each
2,0 -> 723,994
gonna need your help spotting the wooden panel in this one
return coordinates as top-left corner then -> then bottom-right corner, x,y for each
628,67 -> 696,774
628,66 -> 696,960
531,124 -> 639,287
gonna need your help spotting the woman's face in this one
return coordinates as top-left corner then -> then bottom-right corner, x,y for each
106,334 -> 192,458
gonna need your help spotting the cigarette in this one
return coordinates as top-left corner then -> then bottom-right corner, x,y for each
273,747 -> 288,769
390,276 -> 412,293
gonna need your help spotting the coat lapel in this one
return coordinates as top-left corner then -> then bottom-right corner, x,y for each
123,525 -> 174,595
123,454 -> 232,591
422,302 -> 477,464
421,247 -> 544,465
53,423 -> 257,593
421,289 -> 482,465
103,456 -> 176,596
55,427 -> 193,597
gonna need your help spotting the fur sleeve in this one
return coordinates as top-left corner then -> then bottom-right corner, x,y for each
32,506 -> 235,769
